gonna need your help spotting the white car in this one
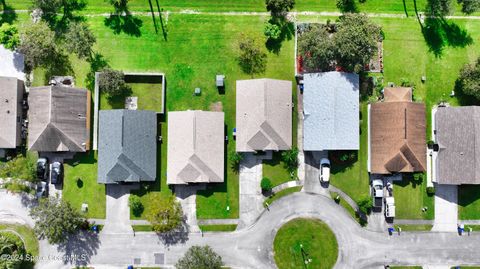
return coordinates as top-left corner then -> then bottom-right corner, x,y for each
320,158 -> 331,183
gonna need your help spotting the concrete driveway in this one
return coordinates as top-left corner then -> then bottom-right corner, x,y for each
0,45 -> 25,80
303,151 -> 329,196
238,153 -> 263,229
433,184 -> 458,232
103,184 -> 135,234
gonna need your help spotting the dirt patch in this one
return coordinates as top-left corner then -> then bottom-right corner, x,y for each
210,101 -> 223,112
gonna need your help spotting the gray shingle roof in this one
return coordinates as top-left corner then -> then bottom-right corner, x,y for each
435,106 -> 480,185
167,111 -> 224,184
0,77 -> 24,149
97,110 -> 157,184
303,72 -> 359,151
28,85 -> 90,152
236,79 -> 292,152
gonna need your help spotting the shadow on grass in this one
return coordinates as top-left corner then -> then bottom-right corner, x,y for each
265,16 -> 295,54
329,151 -> 357,174
104,14 -> 143,37
454,79 -> 480,106
85,52 -> 109,91
458,185 -> 480,207
43,53 -> 74,84
396,173 -> 423,188
1,0 -> 17,24
421,17 -> 473,57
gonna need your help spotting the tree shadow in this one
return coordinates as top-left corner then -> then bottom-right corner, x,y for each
85,52 -> 109,91
57,231 -> 100,267
454,79 -> 480,106
104,14 -> 143,37
265,16 -> 295,54
43,53 -> 74,83
0,0 -> 17,25
329,151 -> 358,174
155,0 -> 168,41
106,85 -> 133,108
156,219 -> 189,247
421,17 -> 473,57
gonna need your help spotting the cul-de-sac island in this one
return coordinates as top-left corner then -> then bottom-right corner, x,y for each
1,0 -> 480,268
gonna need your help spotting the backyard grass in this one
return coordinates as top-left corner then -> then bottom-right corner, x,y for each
458,185 -> 480,220
395,224 -> 433,231
0,224 -> 39,268
264,186 -> 303,208
393,175 -> 434,220
330,102 -> 370,204
273,218 -> 338,269
198,224 -> 238,232
99,82 -> 163,111
263,152 -> 295,187
63,152 -> 106,219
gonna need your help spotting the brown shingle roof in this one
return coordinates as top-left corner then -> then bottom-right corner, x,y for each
370,99 -> 426,174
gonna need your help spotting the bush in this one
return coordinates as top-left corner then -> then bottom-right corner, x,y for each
99,68 -> 130,96
339,151 -> 357,162
357,197 -> 373,215
0,23 -> 20,50
129,195 -> 144,217
281,147 -> 299,174
261,177 -> 273,193
5,181 -> 31,194
426,186 -> 436,196
237,35 -> 267,76
264,22 -> 281,40
0,154 -> 37,182
427,140 -> 434,148
413,172 -> 424,183
265,0 -> 295,15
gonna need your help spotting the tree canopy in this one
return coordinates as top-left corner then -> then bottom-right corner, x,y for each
31,0 -> 86,19
238,36 -> 267,76
0,232 -> 26,269
265,0 -> 295,15
298,24 -> 335,71
29,197 -> 84,244
458,0 -> 480,14
99,68 -> 129,96
176,245 -> 224,269
0,23 -> 20,50
65,21 -> 96,59
146,194 -> 183,233
18,21 -> 59,69
333,13 -> 381,73
426,0 -> 453,16
457,57 -> 480,99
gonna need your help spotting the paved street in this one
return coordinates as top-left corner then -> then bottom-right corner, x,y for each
2,190 -> 480,268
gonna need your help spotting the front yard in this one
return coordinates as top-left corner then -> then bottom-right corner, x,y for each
458,185 -> 480,220
263,152 -> 296,188
393,174 -> 434,220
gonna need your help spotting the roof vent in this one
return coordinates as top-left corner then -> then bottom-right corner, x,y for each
6,110 -> 10,114
5,99 -> 8,103
460,152 -> 464,156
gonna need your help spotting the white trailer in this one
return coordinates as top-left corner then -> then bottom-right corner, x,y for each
385,196 -> 395,218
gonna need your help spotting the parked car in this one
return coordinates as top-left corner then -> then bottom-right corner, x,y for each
51,162 -> 63,185
36,158 -> 48,181
385,196 -> 396,218
320,158 -> 331,183
36,181 -> 48,199
372,179 -> 384,211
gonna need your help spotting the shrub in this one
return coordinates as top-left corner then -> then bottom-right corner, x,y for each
146,194 -> 183,233
413,172 -> 424,183
426,186 -> 436,196
5,181 -> 30,194
237,35 -> 267,76
0,153 -> 37,182
261,177 -> 273,193
357,197 -> 373,215
264,22 -> 281,40
427,140 -> 435,148
129,195 -> 144,217
99,68 -> 130,96
0,23 -> 20,50
281,147 -> 299,174
265,0 -> 295,15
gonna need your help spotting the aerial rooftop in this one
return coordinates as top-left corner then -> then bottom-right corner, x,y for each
236,78 -> 292,152
303,72 -> 359,151
0,76 -> 24,149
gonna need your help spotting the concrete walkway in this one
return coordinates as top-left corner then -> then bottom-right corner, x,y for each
238,153 -> 263,229
271,180 -> 302,193
103,185 -> 135,234
197,219 -> 239,225
432,184 -> 458,232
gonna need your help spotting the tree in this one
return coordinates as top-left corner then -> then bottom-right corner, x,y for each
333,13 -> 381,73
31,0 -> 86,19
264,21 -> 281,40
176,245 -> 223,269
298,24 -> 335,71
265,0 -> 295,15
106,0 -> 129,12
281,147 -> 299,174
0,23 -> 20,50
260,177 -> 273,193
0,232 -> 26,269
99,68 -> 129,96
458,0 -> 480,14
426,0 -> 453,16
336,0 -> 358,13
357,197 -> 373,215
238,36 -> 267,76
129,195 -> 144,217
65,21 -> 96,60
146,194 -> 183,233
457,57 -> 480,99
29,197 -> 84,244
18,21 -> 59,69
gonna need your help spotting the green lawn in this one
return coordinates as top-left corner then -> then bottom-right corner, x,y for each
99,82 -> 163,111
132,225 -> 154,232
63,152 -> 106,219
198,224 -> 238,232
264,186 -> 303,207
330,192 -> 366,226
263,152 -> 295,187
395,224 -> 433,231
393,174 -> 434,220
330,102 -> 370,204
458,185 -> 480,220
273,218 -> 338,269
0,224 -> 39,269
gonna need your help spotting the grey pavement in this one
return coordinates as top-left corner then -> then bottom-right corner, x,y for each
433,184 -> 458,232
238,153 -> 263,229
175,185 -> 203,233
0,45 -> 25,81
4,190 -> 480,268
197,219 -> 239,225
302,151 -> 329,196
103,184 -> 136,234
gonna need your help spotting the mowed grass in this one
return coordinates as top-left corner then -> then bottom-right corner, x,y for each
63,152 -> 106,219
393,175 -> 434,220
263,152 -> 295,187
100,82 -> 163,112
273,218 -> 338,269
458,185 -> 480,220
264,186 -> 303,207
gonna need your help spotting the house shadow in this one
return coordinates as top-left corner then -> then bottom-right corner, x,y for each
1,0 -> 17,25
329,151 -> 358,174
421,17 -> 473,57
104,13 -> 143,37
458,185 -> 480,207
265,16 -> 295,54
57,231 -> 100,267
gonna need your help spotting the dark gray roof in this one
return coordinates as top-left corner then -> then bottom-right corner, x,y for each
0,77 -> 24,149
435,106 -> 480,185
97,110 -> 157,184
28,85 -> 89,152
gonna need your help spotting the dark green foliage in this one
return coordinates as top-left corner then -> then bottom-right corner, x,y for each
0,232 -> 26,269
336,0 -> 358,13
0,154 -> 37,182
357,197 -> 373,215
261,177 -> 273,192
176,245 -> 223,269
29,197 -> 85,244
129,195 -> 144,217
456,58 -> 480,100
18,21 -> 59,69
426,186 -> 436,196
99,68 -> 131,98
65,21 -> 96,59
281,147 -> 299,174
0,23 -> 19,50
458,0 -> 480,14
426,0 -> 453,16
298,24 -> 335,71
265,0 -> 295,15
238,36 -> 267,76
106,0 -> 129,12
